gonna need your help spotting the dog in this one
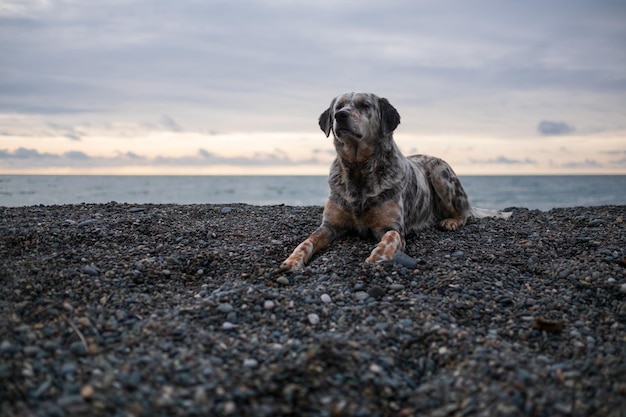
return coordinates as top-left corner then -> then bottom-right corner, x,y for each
280,92 -> 511,272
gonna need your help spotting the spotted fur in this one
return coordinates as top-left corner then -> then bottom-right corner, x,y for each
280,92 -> 511,271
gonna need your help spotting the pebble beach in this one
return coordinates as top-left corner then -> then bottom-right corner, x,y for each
1,202 -> 625,416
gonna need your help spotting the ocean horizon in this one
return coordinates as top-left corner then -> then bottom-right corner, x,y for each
1,174 -> 625,211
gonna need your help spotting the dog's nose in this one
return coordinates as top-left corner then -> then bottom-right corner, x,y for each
335,110 -> 349,122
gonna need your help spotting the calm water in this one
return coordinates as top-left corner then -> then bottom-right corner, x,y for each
0,175 -> 624,211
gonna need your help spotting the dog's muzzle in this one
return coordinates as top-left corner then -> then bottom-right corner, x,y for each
334,110 -> 362,139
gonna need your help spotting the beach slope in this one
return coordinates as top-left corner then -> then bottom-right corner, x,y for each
1,203 -> 624,416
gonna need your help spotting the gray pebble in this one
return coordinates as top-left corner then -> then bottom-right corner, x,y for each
367,286 -> 385,299
218,303 -> 234,313
320,294 -> 332,303
308,313 -> 320,325
243,358 -> 258,368
276,276 -> 290,285
69,341 -> 87,356
264,300 -> 275,310
77,219 -> 95,228
354,291 -> 369,301
32,379 -> 52,398
221,207 -> 232,214
61,362 -> 77,375
393,251 -> 417,268
82,265 -> 100,276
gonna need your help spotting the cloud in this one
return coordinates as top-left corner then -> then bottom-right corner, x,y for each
47,122 -> 84,141
470,155 -> 537,165
160,115 -> 182,132
537,120 -> 575,136
63,151 -> 89,160
560,159 -> 603,169
0,147 -> 58,159
0,147 -> 323,169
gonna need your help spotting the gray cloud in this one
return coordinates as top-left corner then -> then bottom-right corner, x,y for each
537,120 -> 575,136
47,122 -> 84,141
561,159 -> 603,169
0,147 -> 323,169
160,115 -> 182,132
470,156 -> 537,165
0,148 -> 58,159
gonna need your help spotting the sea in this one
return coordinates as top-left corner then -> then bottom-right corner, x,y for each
0,175 -> 625,211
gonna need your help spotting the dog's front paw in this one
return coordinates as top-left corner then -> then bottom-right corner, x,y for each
366,230 -> 403,263
278,259 -> 303,273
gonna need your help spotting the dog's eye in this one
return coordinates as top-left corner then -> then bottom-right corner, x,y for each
358,102 -> 371,110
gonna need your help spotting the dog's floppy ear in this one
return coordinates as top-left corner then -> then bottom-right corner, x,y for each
379,97 -> 401,135
318,99 -> 335,137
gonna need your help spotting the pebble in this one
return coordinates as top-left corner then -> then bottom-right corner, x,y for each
367,286 -> 385,299
77,219 -> 95,228
222,322 -> 238,330
354,291 -> 369,301
276,276 -> 290,285
82,265 -> 100,276
61,362 -> 77,375
218,303 -> 234,313
308,313 -> 320,325
69,341 -> 87,356
221,207 -> 232,214
392,251 -> 418,268
243,358 -> 258,368
264,300 -> 275,310
320,294 -> 332,303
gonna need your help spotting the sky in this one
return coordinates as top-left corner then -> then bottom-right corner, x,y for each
1,0 -> 625,175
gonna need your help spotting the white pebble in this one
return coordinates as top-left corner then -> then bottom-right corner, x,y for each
321,294 -> 332,303
243,358 -> 258,368
308,313 -> 320,325
222,322 -> 237,330
264,300 -> 275,310
369,364 -> 382,373
620,283 -> 626,293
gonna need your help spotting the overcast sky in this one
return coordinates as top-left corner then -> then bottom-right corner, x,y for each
1,0 -> 625,175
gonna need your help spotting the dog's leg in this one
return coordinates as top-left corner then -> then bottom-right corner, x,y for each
428,161 -> 471,231
280,200 -> 351,272
362,201 -> 405,263
365,230 -> 405,263
280,225 -> 337,272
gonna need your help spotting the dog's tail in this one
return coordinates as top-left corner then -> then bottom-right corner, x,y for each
470,207 -> 513,220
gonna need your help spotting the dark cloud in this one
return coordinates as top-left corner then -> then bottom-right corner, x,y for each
537,120 -> 575,136
470,156 -> 537,165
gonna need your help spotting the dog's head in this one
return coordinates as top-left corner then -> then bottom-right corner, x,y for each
318,92 -> 401,141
